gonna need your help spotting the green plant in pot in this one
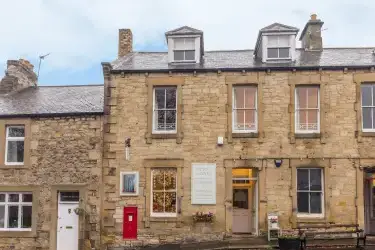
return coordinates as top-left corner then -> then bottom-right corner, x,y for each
278,230 -> 301,250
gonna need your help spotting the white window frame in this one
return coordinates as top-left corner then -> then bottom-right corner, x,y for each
150,168 -> 177,217
0,192 -> 32,231
5,126 -> 25,165
295,86 -> 320,134
152,87 -> 177,134
232,86 -> 258,133
120,171 -> 139,196
266,35 -> 291,60
296,168 -> 324,218
173,38 -> 196,62
361,84 -> 375,132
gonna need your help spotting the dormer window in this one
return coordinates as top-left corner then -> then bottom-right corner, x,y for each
267,36 -> 290,59
165,26 -> 204,64
254,22 -> 299,63
173,38 -> 195,62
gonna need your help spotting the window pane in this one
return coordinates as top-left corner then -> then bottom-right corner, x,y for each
0,194 -> 5,202
267,48 -> 278,58
7,141 -> 24,163
278,36 -> 290,47
21,206 -> 32,228
244,87 -> 256,109
297,192 -> 309,213
0,206 -> 4,228
234,110 -> 245,130
154,110 -> 165,131
296,88 -> 308,109
22,194 -> 32,202
123,174 -> 136,193
154,88 -> 165,109
297,110 -> 307,130
165,110 -> 176,131
152,192 -> 164,212
164,192 -> 176,213
8,127 -> 25,137
152,170 -> 164,191
362,85 -> 373,106
310,169 -> 322,191
185,50 -> 195,61
307,110 -> 318,130
174,51 -> 184,61
267,36 -> 278,46
173,38 -> 184,49
184,39 -> 195,50
307,87 -> 319,108
310,192 -> 322,214
279,48 -> 289,58
297,169 -> 309,190
165,88 -> 176,109
233,87 -> 245,109
8,194 -> 19,202
164,169 -> 177,190
244,110 -> 256,130
363,107 -> 373,129
8,206 -> 19,228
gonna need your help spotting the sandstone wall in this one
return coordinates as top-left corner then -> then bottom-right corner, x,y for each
0,115 -> 102,250
103,70 -> 375,247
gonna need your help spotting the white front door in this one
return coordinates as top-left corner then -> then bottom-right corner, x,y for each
57,192 -> 79,250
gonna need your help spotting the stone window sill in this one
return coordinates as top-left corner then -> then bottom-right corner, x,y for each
144,217 -> 180,223
0,231 -> 36,238
0,164 -> 27,169
232,133 -> 258,138
151,133 -> 177,139
295,133 -> 321,139
362,132 -> 375,137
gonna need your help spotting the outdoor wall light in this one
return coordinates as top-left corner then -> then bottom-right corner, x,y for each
274,159 -> 283,168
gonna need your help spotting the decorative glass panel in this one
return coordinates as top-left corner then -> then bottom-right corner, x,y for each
151,168 -> 177,215
21,206 -> 32,228
8,127 -> 25,137
6,141 -> 24,163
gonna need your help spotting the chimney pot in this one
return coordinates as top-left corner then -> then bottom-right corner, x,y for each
311,14 -> 317,20
118,29 -> 133,58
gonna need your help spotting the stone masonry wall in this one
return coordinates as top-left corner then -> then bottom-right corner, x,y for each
103,69 -> 375,248
0,115 -> 102,250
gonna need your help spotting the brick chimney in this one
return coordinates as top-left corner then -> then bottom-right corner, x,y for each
299,14 -> 324,51
118,29 -> 133,58
0,59 -> 37,94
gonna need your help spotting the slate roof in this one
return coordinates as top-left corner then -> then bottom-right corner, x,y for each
0,85 -> 104,117
111,48 -> 375,72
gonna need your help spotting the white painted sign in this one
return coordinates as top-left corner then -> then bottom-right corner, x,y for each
191,163 -> 216,204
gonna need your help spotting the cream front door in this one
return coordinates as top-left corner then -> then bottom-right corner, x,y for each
57,192 -> 79,250
232,188 -> 251,233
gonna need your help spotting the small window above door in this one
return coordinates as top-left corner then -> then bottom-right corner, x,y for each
59,192 -> 79,203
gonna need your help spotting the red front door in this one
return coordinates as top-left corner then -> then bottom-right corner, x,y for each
123,206 -> 137,239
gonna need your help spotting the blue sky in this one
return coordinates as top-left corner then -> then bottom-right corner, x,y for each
1,0 -> 374,86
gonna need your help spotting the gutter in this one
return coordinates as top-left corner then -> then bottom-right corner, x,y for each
0,111 -> 104,119
110,65 -> 375,74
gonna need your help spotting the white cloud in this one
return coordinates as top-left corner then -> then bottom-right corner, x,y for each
0,0 -> 374,75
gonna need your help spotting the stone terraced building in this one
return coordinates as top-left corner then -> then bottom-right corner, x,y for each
1,13 -> 375,250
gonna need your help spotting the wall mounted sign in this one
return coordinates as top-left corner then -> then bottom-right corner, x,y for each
191,163 -> 216,204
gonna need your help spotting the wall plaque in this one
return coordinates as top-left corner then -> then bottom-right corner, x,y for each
191,163 -> 216,204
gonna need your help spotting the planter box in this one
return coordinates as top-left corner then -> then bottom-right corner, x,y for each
278,238 -> 301,250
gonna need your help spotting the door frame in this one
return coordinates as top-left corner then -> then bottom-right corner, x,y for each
49,185 -> 86,250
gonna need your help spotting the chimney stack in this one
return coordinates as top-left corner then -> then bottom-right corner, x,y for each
118,29 -> 133,58
299,14 -> 324,51
0,59 -> 37,94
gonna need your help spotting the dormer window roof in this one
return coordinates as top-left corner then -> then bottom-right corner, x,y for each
165,26 -> 204,64
254,23 -> 299,63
